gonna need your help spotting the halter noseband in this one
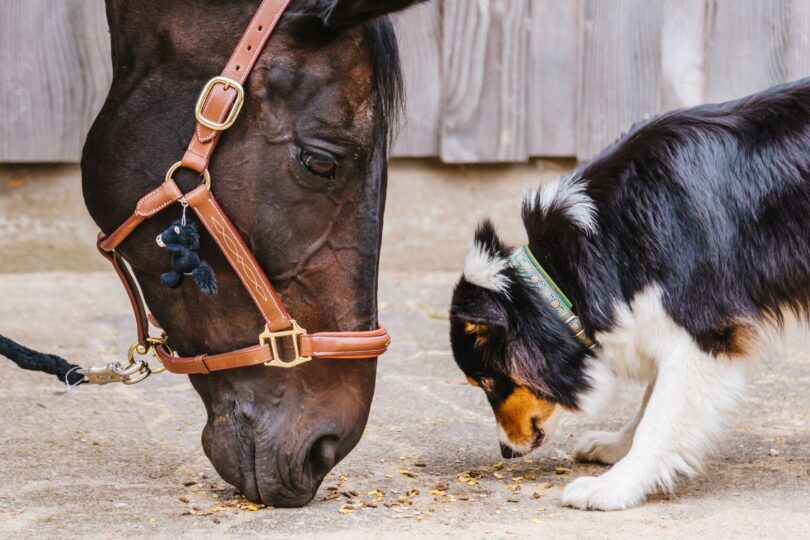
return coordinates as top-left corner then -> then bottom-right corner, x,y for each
96,0 -> 390,378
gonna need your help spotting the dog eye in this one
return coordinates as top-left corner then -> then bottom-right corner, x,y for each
299,149 -> 337,180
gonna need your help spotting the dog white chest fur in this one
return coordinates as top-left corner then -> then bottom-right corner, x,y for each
562,285 -> 750,510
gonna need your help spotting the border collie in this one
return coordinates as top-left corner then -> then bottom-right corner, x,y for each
449,78 -> 810,510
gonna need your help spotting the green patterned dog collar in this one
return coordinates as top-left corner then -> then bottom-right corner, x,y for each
508,246 -> 596,351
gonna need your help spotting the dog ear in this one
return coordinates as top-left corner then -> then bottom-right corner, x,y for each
473,219 -> 511,259
451,281 -> 510,345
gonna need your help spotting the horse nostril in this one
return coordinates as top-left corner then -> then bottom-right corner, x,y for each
307,435 -> 340,477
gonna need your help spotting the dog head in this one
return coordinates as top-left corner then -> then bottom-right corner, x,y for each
449,221 -> 595,458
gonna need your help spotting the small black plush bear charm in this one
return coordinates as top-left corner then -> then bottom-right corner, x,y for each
156,219 -> 217,295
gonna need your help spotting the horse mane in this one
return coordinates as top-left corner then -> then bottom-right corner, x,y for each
363,18 -> 405,140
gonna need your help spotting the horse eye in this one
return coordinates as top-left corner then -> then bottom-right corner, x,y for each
299,149 -> 337,179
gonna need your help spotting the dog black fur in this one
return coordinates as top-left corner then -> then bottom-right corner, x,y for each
450,77 -> 810,510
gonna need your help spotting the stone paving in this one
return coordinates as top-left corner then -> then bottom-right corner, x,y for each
0,163 -> 808,538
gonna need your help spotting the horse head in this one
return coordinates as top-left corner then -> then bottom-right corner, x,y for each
82,0 -> 425,507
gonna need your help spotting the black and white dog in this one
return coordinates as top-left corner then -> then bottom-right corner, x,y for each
449,78 -> 810,510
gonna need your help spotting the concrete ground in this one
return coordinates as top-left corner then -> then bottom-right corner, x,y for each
0,163 -> 808,538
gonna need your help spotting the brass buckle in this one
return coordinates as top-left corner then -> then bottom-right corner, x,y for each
195,76 -> 245,131
259,320 -> 312,368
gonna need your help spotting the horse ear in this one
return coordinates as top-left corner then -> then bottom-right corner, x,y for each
323,0 -> 429,27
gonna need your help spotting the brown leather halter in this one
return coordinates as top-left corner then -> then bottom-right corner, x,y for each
95,0 -> 390,377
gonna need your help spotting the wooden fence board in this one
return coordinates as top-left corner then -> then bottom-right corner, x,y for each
441,0 -> 530,163
706,0 -> 791,102
392,2 -> 442,157
576,0 -> 664,160
661,0 -> 707,110
528,0 -> 579,157
4,0 -> 810,164
0,0 -> 111,162
72,1 -> 113,142
785,0 -> 810,79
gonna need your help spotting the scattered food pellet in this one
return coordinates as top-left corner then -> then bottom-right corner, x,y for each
179,496 -> 190,504
555,467 -> 571,475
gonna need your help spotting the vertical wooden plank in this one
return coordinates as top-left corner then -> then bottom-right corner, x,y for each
528,0 -> 579,157
1,1 -> 73,161
441,0 -> 530,163
72,0 -> 113,143
391,2 -> 442,157
705,0 -> 790,102
784,0 -> 810,81
576,0 -> 663,160
661,0 -> 707,110
0,0 -> 110,162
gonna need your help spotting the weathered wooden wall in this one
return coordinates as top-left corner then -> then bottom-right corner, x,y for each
0,0 -> 110,162
397,0 -> 810,161
3,0 -> 810,163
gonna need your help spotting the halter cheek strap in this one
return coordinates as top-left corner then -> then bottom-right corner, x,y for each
96,0 -> 390,376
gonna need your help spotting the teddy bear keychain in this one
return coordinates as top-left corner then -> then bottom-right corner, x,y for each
155,202 -> 217,295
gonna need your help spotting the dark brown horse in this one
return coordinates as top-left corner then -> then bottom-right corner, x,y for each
82,0 -> 424,507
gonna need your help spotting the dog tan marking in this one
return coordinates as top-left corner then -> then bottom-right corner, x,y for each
494,385 -> 557,447
725,323 -> 757,358
466,376 -> 479,387
464,321 -> 490,346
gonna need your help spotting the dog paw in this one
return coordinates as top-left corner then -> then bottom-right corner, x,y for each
560,474 -> 645,511
574,430 -> 630,465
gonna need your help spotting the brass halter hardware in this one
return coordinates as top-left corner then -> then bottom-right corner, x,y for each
259,320 -> 312,368
77,336 -> 175,386
195,76 -> 245,131
165,161 -> 212,190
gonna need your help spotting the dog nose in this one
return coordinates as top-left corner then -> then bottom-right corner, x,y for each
498,423 -> 546,459
500,442 -> 525,459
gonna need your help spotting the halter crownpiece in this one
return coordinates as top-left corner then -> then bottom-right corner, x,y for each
508,246 -> 596,351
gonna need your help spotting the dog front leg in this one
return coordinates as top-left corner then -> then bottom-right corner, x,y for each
561,341 -> 746,510
574,382 -> 654,465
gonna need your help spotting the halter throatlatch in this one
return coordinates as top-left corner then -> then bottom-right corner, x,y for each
81,0 -> 390,383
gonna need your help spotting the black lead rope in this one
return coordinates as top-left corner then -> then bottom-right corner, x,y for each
0,335 -> 86,386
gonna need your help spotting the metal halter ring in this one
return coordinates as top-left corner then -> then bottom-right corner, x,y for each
165,161 -> 212,190
145,336 -> 174,375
